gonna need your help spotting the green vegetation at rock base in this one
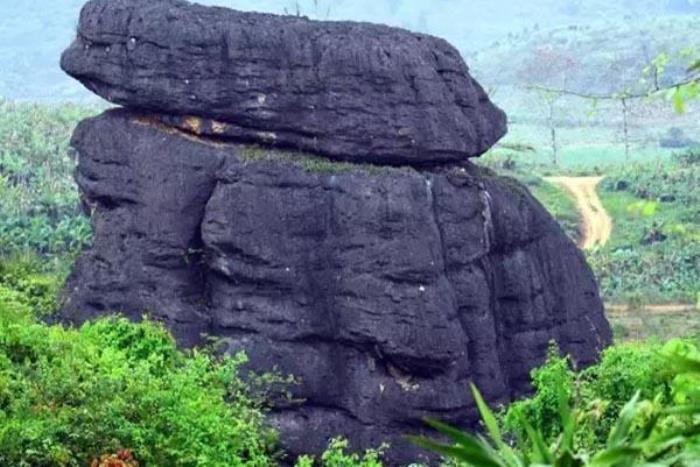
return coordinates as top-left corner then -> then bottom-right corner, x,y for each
413,338 -> 700,466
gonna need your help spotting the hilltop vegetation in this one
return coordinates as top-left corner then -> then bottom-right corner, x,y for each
473,15 -> 700,95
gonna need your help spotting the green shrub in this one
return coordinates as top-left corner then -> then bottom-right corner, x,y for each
503,346 -> 575,443
0,252 -> 64,316
411,340 -> 700,466
504,342 -> 671,451
294,438 -> 386,467
575,343 -> 671,449
0,303 -> 275,466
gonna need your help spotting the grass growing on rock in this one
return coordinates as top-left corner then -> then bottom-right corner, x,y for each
238,145 -> 415,176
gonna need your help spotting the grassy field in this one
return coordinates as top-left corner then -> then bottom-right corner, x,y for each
496,120 -> 691,172
607,304 -> 700,342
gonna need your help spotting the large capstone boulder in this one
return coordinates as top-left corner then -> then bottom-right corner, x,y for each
60,0 -> 506,165
61,110 -> 612,465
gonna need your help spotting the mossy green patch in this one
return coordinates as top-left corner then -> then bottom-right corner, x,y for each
237,145 -> 416,176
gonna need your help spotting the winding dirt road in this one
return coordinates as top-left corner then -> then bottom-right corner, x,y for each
543,177 -> 696,320
606,304 -> 695,314
545,176 -> 612,250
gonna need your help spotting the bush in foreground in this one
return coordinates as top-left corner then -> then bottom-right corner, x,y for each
503,343 -> 673,451
412,340 -> 700,466
0,262 -> 388,466
0,303 -> 275,466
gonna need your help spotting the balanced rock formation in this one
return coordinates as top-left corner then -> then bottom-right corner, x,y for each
60,1 -> 612,465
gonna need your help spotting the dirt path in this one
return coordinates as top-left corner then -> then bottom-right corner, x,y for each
545,176 -> 612,250
606,304 -> 695,314
605,303 -> 698,341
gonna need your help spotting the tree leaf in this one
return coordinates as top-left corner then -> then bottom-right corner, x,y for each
673,87 -> 686,114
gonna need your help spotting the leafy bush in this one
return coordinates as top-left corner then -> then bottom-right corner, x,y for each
0,252 -> 65,316
503,347 -> 575,443
411,340 -> 700,466
504,343 -> 671,451
0,303 -> 275,466
294,439 -> 386,467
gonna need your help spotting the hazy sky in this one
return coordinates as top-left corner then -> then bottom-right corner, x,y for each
0,0 -> 691,101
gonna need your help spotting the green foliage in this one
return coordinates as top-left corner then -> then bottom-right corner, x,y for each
294,438 -> 386,467
0,254 -> 391,466
0,302 -> 275,466
503,343 -> 670,451
590,155 -> 700,303
503,346 -> 576,443
0,252 -> 65,316
0,99 -> 95,256
411,341 -> 700,466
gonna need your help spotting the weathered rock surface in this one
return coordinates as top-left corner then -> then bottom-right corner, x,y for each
60,0 -> 507,165
62,110 -> 612,465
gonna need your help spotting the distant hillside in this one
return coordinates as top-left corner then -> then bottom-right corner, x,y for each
2,0 -> 700,101
471,15 -> 700,95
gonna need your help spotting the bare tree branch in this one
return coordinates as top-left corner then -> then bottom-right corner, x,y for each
525,74 -> 699,101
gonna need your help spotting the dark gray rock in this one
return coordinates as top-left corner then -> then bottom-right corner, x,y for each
60,0 -> 507,165
61,110 -> 612,465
